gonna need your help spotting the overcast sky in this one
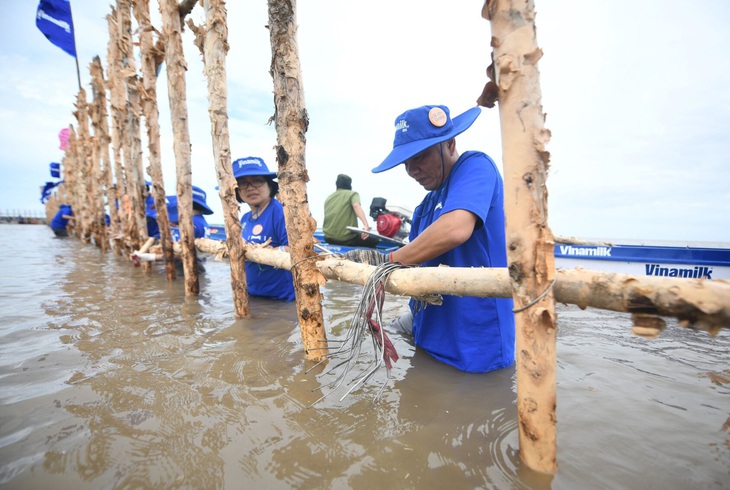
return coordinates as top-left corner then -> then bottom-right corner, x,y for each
2,1 -> 729,243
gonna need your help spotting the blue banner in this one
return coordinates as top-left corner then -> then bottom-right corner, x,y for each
40,180 -> 63,204
50,162 -> 61,178
36,0 -> 76,58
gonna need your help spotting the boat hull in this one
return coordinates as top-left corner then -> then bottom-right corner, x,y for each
210,227 -> 730,280
554,243 -> 730,280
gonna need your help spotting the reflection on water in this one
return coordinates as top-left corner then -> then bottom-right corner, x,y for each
0,224 -> 727,489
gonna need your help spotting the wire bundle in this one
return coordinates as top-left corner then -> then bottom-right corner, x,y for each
308,262 -> 406,406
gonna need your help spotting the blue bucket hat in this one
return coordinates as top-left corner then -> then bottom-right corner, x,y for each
372,105 -> 481,173
232,156 -> 277,179
149,195 -> 178,222
166,196 -> 179,223
192,185 -> 214,215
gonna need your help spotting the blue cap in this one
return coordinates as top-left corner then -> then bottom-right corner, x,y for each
232,156 -> 277,179
192,185 -> 214,215
372,105 -> 481,173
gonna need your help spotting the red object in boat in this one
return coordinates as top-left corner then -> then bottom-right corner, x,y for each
377,214 -> 402,238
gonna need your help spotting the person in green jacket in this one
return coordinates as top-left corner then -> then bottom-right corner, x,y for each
322,174 -> 379,247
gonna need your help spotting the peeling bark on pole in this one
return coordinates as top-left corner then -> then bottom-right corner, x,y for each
484,0 -> 557,473
189,0 -> 250,317
62,131 -> 74,232
73,89 -> 94,243
107,9 -> 130,251
57,149 -> 73,228
160,0 -> 199,295
267,0 -> 327,360
89,56 -> 113,253
88,136 -> 104,248
134,0 -> 177,281
118,0 -> 148,261
67,126 -> 81,238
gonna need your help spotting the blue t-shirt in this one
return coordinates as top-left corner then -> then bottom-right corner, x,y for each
409,151 -> 515,373
147,218 -> 160,239
145,194 -> 155,214
146,195 -> 160,238
50,206 -> 73,229
193,214 -> 210,239
241,199 -> 295,301
168,216 -> 208,241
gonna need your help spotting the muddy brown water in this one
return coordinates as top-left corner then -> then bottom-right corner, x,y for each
0,224 -> 728,489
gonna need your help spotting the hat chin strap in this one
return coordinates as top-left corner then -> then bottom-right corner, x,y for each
438,142 -> 446,188
251,197 -> 272,219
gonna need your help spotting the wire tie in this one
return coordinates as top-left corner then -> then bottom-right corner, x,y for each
513,278 -> 556,313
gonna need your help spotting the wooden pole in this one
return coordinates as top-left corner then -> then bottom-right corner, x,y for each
483,0 -> 557,473
107,8 -> 130,251
67,125 -> 81,238
133,0 -> 177,281
57,148 -> 72,220
192,240 -> 730,335
267,0 -> 328,360
89,56 -> 115,254
87,61 -> 109,252
118,0 -> 149,262
160,0 -> 199,295
88,135 -> 104,248
73,89 -> 94,244
188,0 -> 251,317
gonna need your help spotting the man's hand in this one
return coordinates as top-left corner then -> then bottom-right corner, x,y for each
342,249 -> 391,266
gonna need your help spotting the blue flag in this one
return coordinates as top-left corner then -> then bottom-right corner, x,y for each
50,162 -> 61,178
36,0 -> 77,58
40,180 -> 63,204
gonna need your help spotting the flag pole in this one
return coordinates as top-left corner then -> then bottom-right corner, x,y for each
74,54 -> 81,90
68,0 -> 81,90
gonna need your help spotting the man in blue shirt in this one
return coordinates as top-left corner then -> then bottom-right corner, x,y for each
191,185 -> 213,239
347,105 -> 515,373
49,204 -> 73,237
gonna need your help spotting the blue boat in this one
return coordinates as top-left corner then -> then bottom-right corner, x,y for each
312,229 -> 400,255
554,240 -> 730,280
208,226 -> 227,241
205,192 -> 730,282
313,231 -> 730,281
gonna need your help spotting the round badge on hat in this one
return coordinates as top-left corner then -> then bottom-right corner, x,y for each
428,107 -> 447,127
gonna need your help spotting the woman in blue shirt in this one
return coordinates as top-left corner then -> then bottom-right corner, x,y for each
233,156 -> 295,302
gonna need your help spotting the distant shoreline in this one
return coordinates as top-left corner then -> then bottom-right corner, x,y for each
0,217 -> 46,225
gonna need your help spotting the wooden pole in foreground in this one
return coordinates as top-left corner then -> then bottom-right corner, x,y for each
107,8 -> 130,252
89,57 -> 112,254
193,239 -> 730,335
118,0 -> 149,264
483,0 -> 557,473
133,0 -> 177,281
73,88 -> 94,244
267,0 -> 328,360
317,260 -> 730,336
67,126 -> 81,239
160,0 -> 199,295
188,0 -> 251,318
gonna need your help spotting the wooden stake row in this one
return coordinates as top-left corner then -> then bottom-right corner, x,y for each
46,0 -> 722,475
